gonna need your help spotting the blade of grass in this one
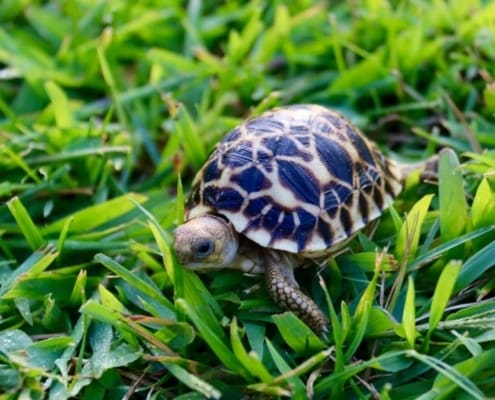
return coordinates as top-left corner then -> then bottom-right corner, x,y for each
272,312 -> 326,353
44,81 -> 73,128
409,350 -> 485,400
265,338 -> 306,399
0,244 -> 58,298
176,298 -> 251,380
230,317 -> 273,383
455,240 -> 495,292
7,196 -> 45,250
428,260 -> 462,334
402,277 -> 416,348
94,253 -> 175,316
395,194 -> 434,265
42,193 -> 146,235
407,225 -> 495,271
438,148 -> 467,245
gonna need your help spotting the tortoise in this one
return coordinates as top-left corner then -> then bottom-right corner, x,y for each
174,104 -> 432,335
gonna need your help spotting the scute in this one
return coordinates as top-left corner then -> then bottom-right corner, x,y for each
186,104 -> 403,256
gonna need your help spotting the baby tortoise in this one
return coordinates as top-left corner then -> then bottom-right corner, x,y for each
174,104 -> 434,335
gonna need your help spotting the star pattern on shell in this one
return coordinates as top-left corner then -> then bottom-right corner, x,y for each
186,104 -> 403,256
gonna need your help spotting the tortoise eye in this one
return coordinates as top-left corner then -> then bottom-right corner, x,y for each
192,238 -> 215,258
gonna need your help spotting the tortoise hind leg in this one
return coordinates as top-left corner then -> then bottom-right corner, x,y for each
265,253 -> 328,335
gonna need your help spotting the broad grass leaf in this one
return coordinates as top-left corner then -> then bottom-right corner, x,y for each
472,177 -> 495,227
455,240 -> 495,292
370,352 -> 413,373
26,337 -> 74,370
272,312 -> 326,353
80,300 -> 122,325
402,277 -> 416,348
230,318 -> 273,383
396,194 -> 434,264
42,193 -> 147,235
428,260 -> 462,333
1,272 -> 73,301
0,329 -> 32,352
81,322 -> 139,379
14,297 -> 32,325
345,266 -> 379,360
244,322 -> 265,360
365,307 -> 400,337
438,148 -> 467,244
98,284 -> 126,314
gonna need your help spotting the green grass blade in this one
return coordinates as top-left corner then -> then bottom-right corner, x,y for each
472,177 -> 495,228
44,81 -> 73,128
272,312 -> 326,353
176,298 -> 251,380
438,148 -> 467,244
428,260 -> 462,334
455,240 -> 495,292
42,193 -> 147,235
402,277 -> 416,348
395,194 -> 434,264
1,145 -> 41,183
407,225 -> 495,271
176,174 -> 185,225
265,339 -> 306,398
471,177 -> 495,250
165,363 -> 221,399
409,350 -> 485,400
7,196 -> 45,250
97,45 -> 127,127
230,317 -> 273,383
0,245 -> 58,298
94,253 -> 175,316
174,106 -> 207,170
314,350 -> 410,393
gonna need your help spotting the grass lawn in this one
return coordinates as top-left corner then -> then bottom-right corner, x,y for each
1,1 -> 495,398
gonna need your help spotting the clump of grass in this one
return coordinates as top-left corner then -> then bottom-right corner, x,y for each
1,1 -> 495,398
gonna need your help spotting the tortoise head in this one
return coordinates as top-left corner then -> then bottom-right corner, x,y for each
173,215 -> 239,270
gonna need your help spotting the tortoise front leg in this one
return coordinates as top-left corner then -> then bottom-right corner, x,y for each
265,253 -> 328,335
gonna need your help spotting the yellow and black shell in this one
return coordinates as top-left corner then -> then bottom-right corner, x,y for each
185,104 -> 403,256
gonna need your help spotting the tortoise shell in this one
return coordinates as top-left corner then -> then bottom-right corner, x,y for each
185,104 -> 403,256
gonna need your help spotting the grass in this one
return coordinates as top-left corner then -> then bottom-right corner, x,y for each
1,0 -> 495,398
